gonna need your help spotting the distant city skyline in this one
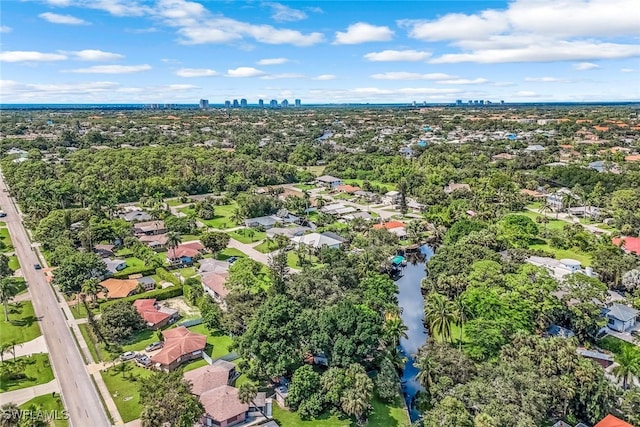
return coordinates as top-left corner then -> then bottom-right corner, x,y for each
1,0 -> 638,104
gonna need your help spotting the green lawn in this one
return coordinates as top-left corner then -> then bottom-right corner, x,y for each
431,323 -> 469,345
598,335 -> 640,358
369,395 -> 411,427
254,241 -> 279,254
0,354 -> 54,392
8,255 -> 20,271
344,179 -> 395,192
293,183 -> 316,190
187,324 -> 234,358
529,243 -> 592,266
0,227 -> 14,252
0,302 -> 41,346
228,229 -> 267,244
286,251 -> 324,269
19,394 -> 69,427
272,405 -> 351,427
100,362 -> 153,423
166,198 -> 185,207
518,211 -> 567,231
214,248 -> 247,261
305,165 -> 326,176
118,257 -> 153,276
179,203 -> 238,229
70,300 -> 100,320
121,329 -> 163,353
178,267 -> 197,279
526,202 -> 543,210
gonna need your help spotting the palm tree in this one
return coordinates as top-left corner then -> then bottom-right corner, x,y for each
264,236 -> 275,250
561,192 -> 575,214
424,293 -> 455,343
238,381 -> 270,420
247,229 -> 255,242
341,370 -> 373,425
166,231 -> 182,262
0,278 -> 19,322
230,209 -> 244,225
382,317 -> 409,348
612,346 -> 640,390
452,296 -> 468,350
81,278 -> 103,306
538,202 -> 553,230
1,402 -> 21,427
415,355 -> 434,390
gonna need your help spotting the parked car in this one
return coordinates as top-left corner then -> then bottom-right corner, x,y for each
0,211 -> 6,217
120,351 -> 136,361
145,341 -> 163,352
135,354 -> 151,367
33,264 -> 41,270
227,256 -> 238,264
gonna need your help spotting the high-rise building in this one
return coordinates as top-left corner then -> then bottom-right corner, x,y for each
479,100 -> 484,105
270,99 -> 278,108
224,100 -> 231,108
199,99 -> 209,109
456,100 -> 463,105
281,99 -> 289,108
258,99 -> 264,108
294,99 -> 301,107
232,99 -> 239,108
240,98 -> 247,108
468,100 -> 473,105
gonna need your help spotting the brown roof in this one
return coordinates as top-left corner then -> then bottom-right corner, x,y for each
138,234 -> 169,245
373,221 -> 405,230
336,184 -> 361,193
200,386 -> 248,423
133,299 -> 171,326
169,242 -> 205,259
184,360 -> 235,396
594,415 -> 634,427
100,278 -> 138,299
625,155 -> 640,162
201,272 -> 230,298
150,327 -> 206,366
520,189 -> 545,198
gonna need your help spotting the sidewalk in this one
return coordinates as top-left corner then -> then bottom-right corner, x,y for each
0,380 -> 59,406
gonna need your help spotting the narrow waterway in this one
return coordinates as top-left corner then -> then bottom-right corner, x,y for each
396,244 -> 433,422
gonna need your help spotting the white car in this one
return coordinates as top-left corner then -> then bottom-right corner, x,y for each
120,351 -> 136,361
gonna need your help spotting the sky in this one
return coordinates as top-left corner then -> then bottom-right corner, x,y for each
1,0 -> 639,104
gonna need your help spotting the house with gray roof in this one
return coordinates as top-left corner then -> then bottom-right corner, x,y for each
315,175 -> 342,188
604,303 -> 638,332
121,210 -> 153,222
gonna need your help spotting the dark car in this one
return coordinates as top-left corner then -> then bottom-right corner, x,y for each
135,354 -> 151,367
227,256 -> 238,264
34,264 -> 42,270
145,341 -> 163,352
0,211 -> 6,217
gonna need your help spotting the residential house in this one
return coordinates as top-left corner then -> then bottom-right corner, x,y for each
121,210 -> 153,222
492,152 -> 515,161
133,299 -> 179,329
150,326 -> 207,371
291,233 -> 342,250
526,256 -> 591,281
343,211 -> 373,221
382,191 -> 401,205
100,278 -> 139,299
546,324 -> 575,339
244,216 -> 279,229
603,303 -> 638,332
407,200 -> 425,212
315,175 -> 342,188
353,190 -> 378,203
546,188 -> 576,211
133,220 -> 166,236
612,236 -> 640,256
588,160 -> 620,174
94,244 -> 115,258
320,203 -> 357,216
567,206 -> 602,220
185,360 -> 271,427
594,415 -> 634,427
335,184 -> 360,194
524,144 -> 545,152
103,258 -> 127,275
138,233 -> 168,250
520,189 -> 545,199
444,181 -> 471,194
321,231 -> 347,244
167,242 -> 205,264
202,272 -> 230,308
577,348 -> 614,368
266,226 -> 310,239
198,259 -> 230,274
373,221 -> 407,238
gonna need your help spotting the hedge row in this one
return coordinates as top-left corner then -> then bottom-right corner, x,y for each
156,267 -> 181,286
99,285 -> 183,310
112,267 -> 157,279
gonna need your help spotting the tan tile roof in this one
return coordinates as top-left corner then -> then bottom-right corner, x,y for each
150,327 -> 206,366
100,278 -> 138,299
133,299 -> 171,326
201,272 -> 230,298
200,386 -> 248,423
183,360 -> 234,396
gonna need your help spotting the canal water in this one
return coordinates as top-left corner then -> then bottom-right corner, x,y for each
396,244 -> 433,422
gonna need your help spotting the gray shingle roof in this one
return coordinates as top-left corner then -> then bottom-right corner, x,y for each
606,303 -> 638,322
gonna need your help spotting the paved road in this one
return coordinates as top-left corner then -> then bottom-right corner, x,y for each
0,173 -> 110,427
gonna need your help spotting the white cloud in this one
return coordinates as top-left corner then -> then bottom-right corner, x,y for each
524,76 -> 570,82
573,62 -> 600,70
0,51 -> 68,62
257,58 -> 289,65
1,79 -> 119,99
313,74 -> 336,80
39,12 -> 90,25
334,22 -> 393,45
70,50 -> 124,61
308,87 -> 462,102
370,72 -> 456,80
86,0 -> 150,17
0,26 -> 12,33
176,68 -> 217,77
436,78 -> 489,85
621,68 -> 636,72
260,73 -> 305,80
225,67 -> 266,77
165,84 -> 198,90
515,91 -> 539,97
364,50 -> 431,62
400,0 -> 640,64
66,64 -> 151,73
264,2 -> 307,22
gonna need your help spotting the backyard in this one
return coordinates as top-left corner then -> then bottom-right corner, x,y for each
178,203 -> 238,229
100,362 -> 153,423
0,301 -> 41,346
0,354 -> 54,392
529,242 -> 592,266
228,229 -> 267,244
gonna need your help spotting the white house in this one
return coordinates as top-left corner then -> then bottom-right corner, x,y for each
291,233 -> 342,250
315,175 -> 342,188
382,191 -> 401,205
525,256 -> 593,281
604,304 -> 638,333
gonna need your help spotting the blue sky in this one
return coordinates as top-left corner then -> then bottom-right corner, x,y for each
1,0 -> 639,103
